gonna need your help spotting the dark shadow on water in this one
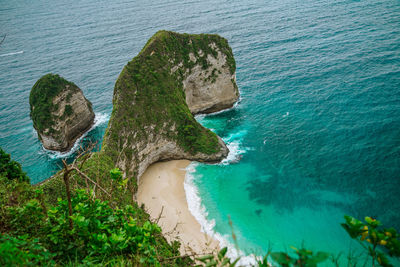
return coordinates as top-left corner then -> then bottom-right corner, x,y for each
246,170 -> 400,230
243,104 -> 400,230
247,174 -> 324,214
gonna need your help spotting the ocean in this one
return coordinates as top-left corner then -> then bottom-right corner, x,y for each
1,0 -> 399,265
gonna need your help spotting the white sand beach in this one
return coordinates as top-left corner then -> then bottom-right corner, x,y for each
137,160 -> 219,255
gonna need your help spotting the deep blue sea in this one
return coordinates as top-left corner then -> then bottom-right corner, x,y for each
1,0 -> 399,265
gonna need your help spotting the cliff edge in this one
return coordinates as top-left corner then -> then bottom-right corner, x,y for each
29,74 -> 95,152
102,31 -> 239,179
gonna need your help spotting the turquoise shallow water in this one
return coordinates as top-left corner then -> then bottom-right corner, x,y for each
1,0 -> 399,265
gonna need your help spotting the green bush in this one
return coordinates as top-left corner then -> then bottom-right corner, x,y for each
0,151 -> 188,266
342,215 -> 400,267
1,186 -> 169,265
269,247 -> 330,267
7,199 -> 46,236
43,189 -> 161,264
0,147 -> 29,182
64,104 -> 73,116
0,234 -> 55,266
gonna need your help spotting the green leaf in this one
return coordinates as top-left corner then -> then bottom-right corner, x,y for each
365,216 -> 374,224
205,259 -> 217,267
110,233 -> 125,244
143,221 -> 151,231
110,168 -> 122,181
119,178 -> 129,187
221,257 -> 230,266
365,216 -> 381,228
229,257 -> 241,267
197,255 -> 214,262
341,223 -> 360,239
218,247 -> 228,260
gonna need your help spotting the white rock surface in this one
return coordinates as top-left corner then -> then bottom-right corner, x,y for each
38,85 -> 94,152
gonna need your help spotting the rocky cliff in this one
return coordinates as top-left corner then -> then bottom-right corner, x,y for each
102,31 -> 239,179
182,42 -> 238,114
30,74 -> 95,152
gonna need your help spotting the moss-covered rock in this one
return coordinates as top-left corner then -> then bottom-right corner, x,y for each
102,31 -> 239,180
29,74 -> 95,152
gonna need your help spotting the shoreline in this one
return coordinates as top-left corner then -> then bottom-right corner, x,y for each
41,112 -> 109,158
137,160 -> 219,255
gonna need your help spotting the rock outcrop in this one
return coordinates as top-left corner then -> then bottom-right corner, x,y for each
182,44 -> 239,114
102,31 -> 239,179
29,74 -> 95,152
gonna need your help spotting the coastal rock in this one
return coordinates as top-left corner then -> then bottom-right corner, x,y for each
102,31 -> 239,179
181,45 -> 239,114
29,74 -> 95,152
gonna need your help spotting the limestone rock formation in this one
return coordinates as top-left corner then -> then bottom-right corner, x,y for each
182,43 -> 239,114
29,74 -> 95,152
102,31 -> 239,179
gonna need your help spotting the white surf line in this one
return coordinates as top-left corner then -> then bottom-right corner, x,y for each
187,94 -> 262,264
184,163 -> 259,266
42,112 -> 109,159
0,51 -> 24,57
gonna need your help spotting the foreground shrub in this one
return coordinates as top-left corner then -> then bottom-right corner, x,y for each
0,234 -> 55,266
45,189 -> 162,264
0,148 -> 29,183
342,215 -> 400,267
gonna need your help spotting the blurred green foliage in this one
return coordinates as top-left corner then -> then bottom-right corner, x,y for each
342,215 -> 400,267
0,147 -> 29,183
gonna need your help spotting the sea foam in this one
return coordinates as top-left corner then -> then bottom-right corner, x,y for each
184,162 -> 259,266
220,130 -> 250,165
0,51 -> 24,57
184,126 -> 260,266
41,112 -> 109,159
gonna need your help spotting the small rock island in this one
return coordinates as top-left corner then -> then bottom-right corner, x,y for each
29,74 -> 95,152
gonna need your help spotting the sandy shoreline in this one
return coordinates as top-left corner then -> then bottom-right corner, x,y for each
137,160 -> 219,255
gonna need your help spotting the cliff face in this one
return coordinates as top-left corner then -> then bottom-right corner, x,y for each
102,31 -> 239,179
30,74 -> 95,152
181,43 -> 239,114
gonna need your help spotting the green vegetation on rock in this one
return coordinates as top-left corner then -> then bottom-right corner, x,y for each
29,73 -> 78,132
140,31 -> 236,75
29,73 -> 95,152
102,31 -> 235,179
64,104 -> 73,116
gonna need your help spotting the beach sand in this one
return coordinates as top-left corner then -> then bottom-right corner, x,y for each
137,160 -> 219,255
